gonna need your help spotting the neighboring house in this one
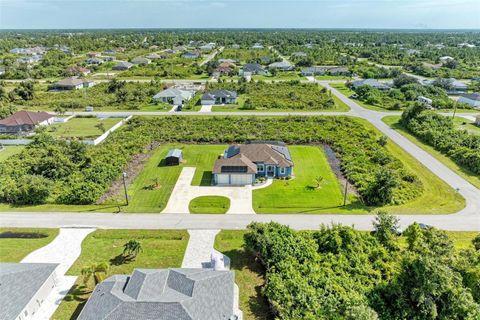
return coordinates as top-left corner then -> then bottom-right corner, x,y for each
104,49 -> 116,55
217,59 -> 237,64
66,66 -> 91,76
259,56 -> 272,64
328,67 -> 350,76
201,90 -> 237,105
291,51 -> 307,58
49,77 -> 96,91
439,56 -> 455,64
458,93 -> 480,108
417,96 -> 433,106
87,52 -> 101,58
86,58 -> 103,65
0,111 -> 55,133
165,149 -> 183,166
130,57 -> 151,65
112,61 -> 134,71
251,43 -> 264,49
146,53 -> 163,60
231,44 -> 240,49
182,52 -> 200,59
153,88 -> 195,106
77,268 -> 239,320
239,63 -> 266,76
199,44 -> 215,51
268,61 -> 294,71
213,141 -> 294,186
351,79 -> 391,90
302,66 -> 350,76
214,66 -> 234,76
0,263 -> 59,320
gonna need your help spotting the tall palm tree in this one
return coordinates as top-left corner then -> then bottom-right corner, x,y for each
81,262 -> 109,289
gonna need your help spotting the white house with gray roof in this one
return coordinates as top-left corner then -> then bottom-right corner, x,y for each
0,263 -> 59,320
268,61 -> 294,71
351,79 -> 391,91
77,268 -> 240,320
458,93 -> 480,108
201,90 -> 237,105
153,88 -> 195,106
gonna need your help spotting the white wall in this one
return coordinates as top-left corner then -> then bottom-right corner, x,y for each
16,271 -> 58,320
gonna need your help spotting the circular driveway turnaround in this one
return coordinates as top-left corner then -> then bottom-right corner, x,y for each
0,80 -> 479,231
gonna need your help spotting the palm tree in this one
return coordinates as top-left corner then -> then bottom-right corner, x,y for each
314,176 -> 324,189
81,262 -> 109,289
123,240 -> 143,258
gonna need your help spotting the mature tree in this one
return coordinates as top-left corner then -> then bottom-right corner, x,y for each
13,81 -> 35,101
372,211 -> 400,251
363,169 -> 398,206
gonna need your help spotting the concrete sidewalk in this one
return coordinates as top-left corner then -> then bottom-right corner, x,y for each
22,228 -> 95,320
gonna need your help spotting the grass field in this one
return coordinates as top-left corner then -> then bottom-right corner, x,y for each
52,229 -> 189,320
189,196 -> 230,214
0,228 -> 59,262
329,83 -> 393,112
453,116 -> 480,135
0,146 -> 25,162
47,117 -> 121,138
253,146 -> 362,214
214,230 -> 272,320
383,115 -> 480,189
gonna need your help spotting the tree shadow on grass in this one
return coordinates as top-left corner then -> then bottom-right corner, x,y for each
61,284 -> 91,320
109,254 -> 135,266
199,171 -> 213,186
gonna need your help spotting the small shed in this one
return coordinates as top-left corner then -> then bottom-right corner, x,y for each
165,149 -> 183,166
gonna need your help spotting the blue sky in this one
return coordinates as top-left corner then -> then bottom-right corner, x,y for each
0,0 -> 479,29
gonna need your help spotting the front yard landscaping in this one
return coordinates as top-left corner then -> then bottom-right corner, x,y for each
52,229 -> 189,320
0,228 -> 59,262
189,196 -> 230,214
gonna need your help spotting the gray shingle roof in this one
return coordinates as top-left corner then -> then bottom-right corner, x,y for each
352,79 -> 390,90
166,149 -> 183,159
460,93 -> 480,101
77,268 -> 236,320
0,263 -> 58,320
201,90 -> 237,101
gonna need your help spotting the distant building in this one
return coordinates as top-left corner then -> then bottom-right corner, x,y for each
417,96 -> 433,106
351,79 -> 390,90
113,61 -> 134,71
0,111 -> 55,134
153,88 -> 195,106
201,90 -> 237,105
86,57 -> 103,65
50,77 -> 96,91
66,66 -> 91,76
239,63 -> 266,76
77,268 -> 240,320
130,57 -> 151,65
458,93 -> 480,108
291,51 -> 307,58
268,61 -> 294,71
251,43 -> 264,49
182,52 -> 200,59
165,149 -> 183,166
439,56 -> 455,64
0,263 -> 59,320
301,66 -> 350,77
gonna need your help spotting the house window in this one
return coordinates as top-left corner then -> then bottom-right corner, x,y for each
257,164 -> 264,172
279,167 -> 286,175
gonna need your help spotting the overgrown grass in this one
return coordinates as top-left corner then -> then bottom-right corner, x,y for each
383,115 -> 480,189
0,146 -> 25,162
52,229 -> 189,320
0,228 -> 59,262
329,83 -> 393,112
215,230 -> 272,320
189,196 -> 230,214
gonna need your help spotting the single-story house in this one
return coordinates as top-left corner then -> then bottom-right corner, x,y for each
0,111 -> 55,133
201,90 -> 237,105
146,53 -> 163,60
302,66 -> 350,77
417,96 -> 433,106
49,77 -> 96,91
239,63 -> 266,76
87,52 -> 101,58
66,66 -> 91,76
351,79 -> 391,91
0,263 -> 59,320
259,56 -> 272,64
268,61 -> 294,71
458,93 -> 480,108
112,61 -> 134,71
328,67 -> 350,76
153,88 -> 195,106
77,268 -> 239,320
291,51 -> 307,58
86,58 -> 103,65
130,57 -> 151,65
213,141 -> 294,186
103,49 -> 116,55
214,66 -> 234,76
182,52 -> 200,59
439,56 -> 455,64
251,43 -> 264,49
199,44 -> 215,51
165,149 -> 183,166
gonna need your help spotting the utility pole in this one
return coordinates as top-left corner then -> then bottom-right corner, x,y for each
452,100 -> 458,120
343,180 -> 349,207
122,172 -> 129,206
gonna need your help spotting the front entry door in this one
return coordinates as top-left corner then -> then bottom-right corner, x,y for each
266,165 -> 275,177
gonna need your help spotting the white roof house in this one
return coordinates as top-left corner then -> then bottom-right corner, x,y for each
458,93 -> 480,108
153,88 -> 195,106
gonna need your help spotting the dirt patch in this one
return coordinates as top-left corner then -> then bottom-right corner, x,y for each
323,144 -> 359,196
97,141 -> 160,204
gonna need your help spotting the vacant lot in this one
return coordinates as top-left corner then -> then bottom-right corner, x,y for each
0,146 -> 25,162
0,228 -> 59,262
217,48 -> 276,64
52,229 -> 189,320
46,117 -> 121,138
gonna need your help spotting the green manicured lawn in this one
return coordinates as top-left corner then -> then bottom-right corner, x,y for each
253,146 -> 363,214
121,144 -> 226,212
0,146 -> 25,162
0,228 -> 59,262
215,230 -> 272,320
453,116 -> 480,135
383,115 -> 480,189
47,117 -> 122,138
189,196 -> 230,214
52,229 -> 189,320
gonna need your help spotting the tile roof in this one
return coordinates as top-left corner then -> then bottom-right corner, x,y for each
77,268 -> 236,320
0,263 -> 58,320
0,111 -> 54,126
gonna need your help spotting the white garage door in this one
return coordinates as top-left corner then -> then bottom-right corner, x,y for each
230,174 -> 253,185
216,174 -> 230,185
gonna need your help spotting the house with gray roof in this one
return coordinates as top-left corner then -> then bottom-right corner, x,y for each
351,79 -> 391,91
49,77 -> 96,91
86,57 -> 103,65
239,63 -> 266,76
77,268 -> 239,320
153,88 -> 195,106
301,66 -> 350,77
182,52 -> 200,59
0,263 -> 59,320
213,141 -> 294,186
458,93 -> 480,108
113,61 -> 134,71
131,57 -> 151,65
268,61 -> 294,71
201,90 -> 237,105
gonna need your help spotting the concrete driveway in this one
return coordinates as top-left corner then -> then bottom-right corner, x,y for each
162,167 -> 255,214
